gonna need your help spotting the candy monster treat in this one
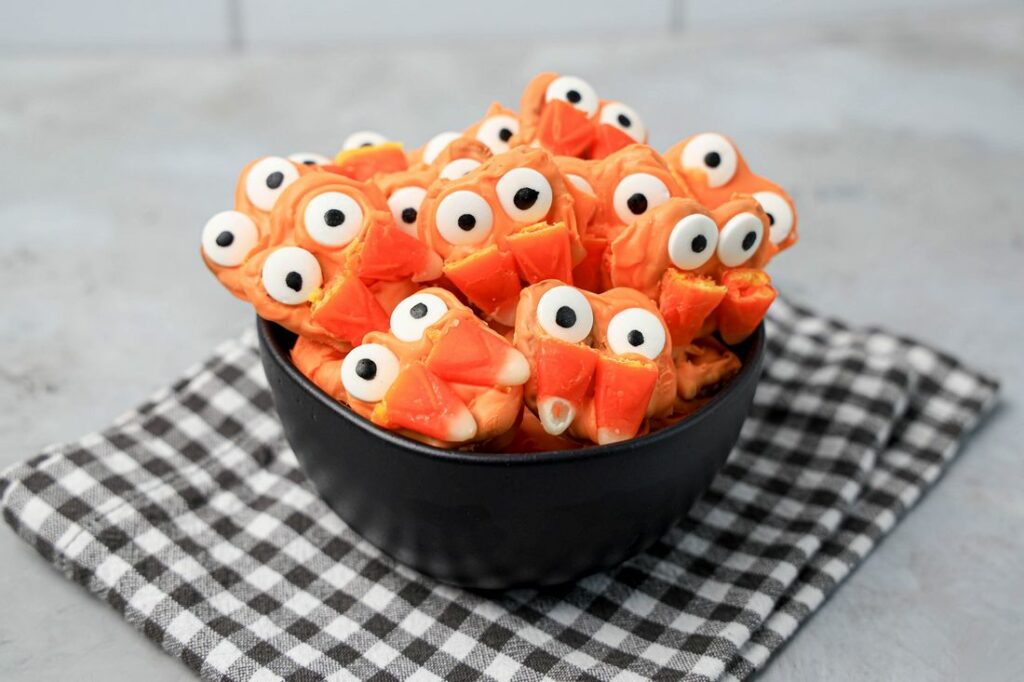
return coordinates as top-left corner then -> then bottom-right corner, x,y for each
514,281 -> 676,445
665,133 -> 798,252
515,73 -> 602,157
590,100 -> 648,160
338,288 -> 530,447
463,102 -> 521,156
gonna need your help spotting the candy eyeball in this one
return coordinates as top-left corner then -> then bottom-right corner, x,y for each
202,211 -> 259,267
302,191 -> 365,247
544,75 -> 599,116
599,102 -> 646,143
245,157 -> 301,211
387,186 -> 427,237
717,212 -> 764,267
342,131 -> 389,151
434,190 -> 494,246
260,246 -> 323,305
422,131 -> 461,165
341,343 -> 401,403
752,191 -> 794,245
612,173 -> 671,224
681,133 -> 738,188
667,214 -> 718,271
536,286 -> 594,344
475,114 -> 520,154
606,308 -> 666,360
390,292 -> 450,342
495,167 -> 553,224
438,158 -> 481,181
287,152 -> 331,166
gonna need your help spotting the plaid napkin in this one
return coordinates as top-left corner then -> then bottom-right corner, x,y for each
1,300 -> 997,682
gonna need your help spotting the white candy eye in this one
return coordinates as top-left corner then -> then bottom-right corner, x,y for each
544,76 -> 599,116
612,173 -> 671,224
288,152 -> 330,166
422,131 -> 461,165
717,212 -> 764,267
667,214 -> 718,271
245,157 -> 301,211
434,190 -> 494,245
439,158 -> 481,181
390,292 -> 449,342
606,308 -> 666,360
475,114 -> 520,154
302,191 -> 365,247
202,211 -> 258,267
536,286 -> 593,344
753,191 -> 794,245
496,167 -> 553,224
341,344 -> 401,403
261,246 -> 323,305
599,102 -> 646,143
387,186 -> 427,237
566,174 -> 595,195
342,130 -> 388,150
681,133 -> 738,189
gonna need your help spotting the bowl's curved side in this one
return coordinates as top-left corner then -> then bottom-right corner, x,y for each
258,319 -> 764,589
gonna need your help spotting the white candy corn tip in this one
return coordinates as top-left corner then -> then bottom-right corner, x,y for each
538,397 -> 575,436
597,428 -> 632,446
496,349 -> 531,386
445,406 -> 478,443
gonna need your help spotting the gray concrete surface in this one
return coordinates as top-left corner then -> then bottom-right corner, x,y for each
1,6 -> 1022,680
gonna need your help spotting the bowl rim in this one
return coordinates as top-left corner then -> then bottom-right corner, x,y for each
257,317 -> 765,467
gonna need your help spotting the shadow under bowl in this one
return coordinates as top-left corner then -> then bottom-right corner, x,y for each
258,318 -> 765,590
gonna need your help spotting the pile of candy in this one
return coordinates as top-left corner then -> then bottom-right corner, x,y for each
201,72 -> 797,451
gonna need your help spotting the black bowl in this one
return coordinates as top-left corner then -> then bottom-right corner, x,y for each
258,318 -> 765,589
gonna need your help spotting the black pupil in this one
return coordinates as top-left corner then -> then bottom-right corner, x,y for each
215,231 -> 234,247
691,234 -> 707,253
617,113 -> 631,128
265,171 -> 284,189
302,160 -> 316,166
409,302 -> 428,319
323,209 -> 345,227
704,152 -> 721,169
554,306 -> 577,329
513,187 -> 540,211
401,207 -> 418,224
355,358 -> 377,381
627,330 -> 645,347
360,142 -> 373,148
742,231 -> 758,251
766,213 -> 775,226
457,214 -> 476,231
626,193 -> 648,215
566,89 -> 582,104
285,271 -> 303,292
498,128 -> 513,142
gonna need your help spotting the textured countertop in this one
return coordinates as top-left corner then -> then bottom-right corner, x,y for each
1,7 -> 1022,680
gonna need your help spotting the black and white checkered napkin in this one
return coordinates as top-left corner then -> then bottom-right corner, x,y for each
1,300 -> 998,681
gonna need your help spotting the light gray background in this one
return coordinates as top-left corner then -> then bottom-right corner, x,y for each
1,2 -> 1022,680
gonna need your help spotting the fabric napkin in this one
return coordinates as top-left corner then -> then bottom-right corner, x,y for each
1,300 -> 998,681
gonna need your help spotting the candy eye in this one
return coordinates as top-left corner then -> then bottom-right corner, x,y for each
495,167 -> 553,224
261,246 -> 323,305
341,343 -> 401,403
390,292 -> 449,342
612,173 -> 671,224
438,158 -> 481,181
302,191 -> 365,247
475,114 -> 520,154
606,308 -> 665,360
544,76 -> 599,116
245,157 -> 301,211
422,131 -> 461,165
202,211 -> 258,267
717,212 -> 764,267
434,190 -> 494,245
599,102 -> 646,143
342,131 -> 388,150
752,191 -> 794,245
667,214 -> 718,271
287,152 -> 330,166
566,174 -> 595,195
387,186 -> 427,237
681,133 -> 738,188
536,285 -> 593,344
